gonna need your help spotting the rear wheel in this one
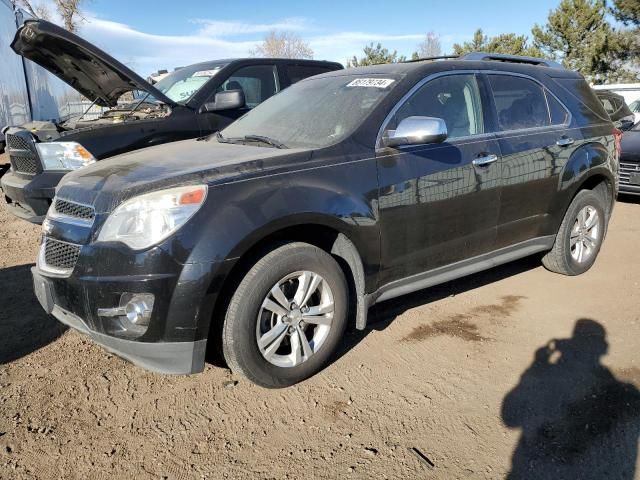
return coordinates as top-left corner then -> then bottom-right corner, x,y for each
542,189 -> 607,276
222,242 -> 348,388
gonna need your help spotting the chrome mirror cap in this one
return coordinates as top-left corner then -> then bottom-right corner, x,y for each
383,116 -> 448,148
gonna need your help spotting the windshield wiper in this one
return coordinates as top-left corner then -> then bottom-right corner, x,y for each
242,135 -> 287,149
214,132 -> 287,149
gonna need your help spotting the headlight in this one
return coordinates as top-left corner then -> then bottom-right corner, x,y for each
97,185 -> 207,250
36,142 -> 96,170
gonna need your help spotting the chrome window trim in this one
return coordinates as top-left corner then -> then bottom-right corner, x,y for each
375,69 -> 574,150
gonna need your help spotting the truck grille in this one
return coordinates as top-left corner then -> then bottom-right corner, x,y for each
53,198 -> 95,221
6,133 -> 41,176
43,237 -> 81,272
11,156 -> 39,175
620,162 -> 640,186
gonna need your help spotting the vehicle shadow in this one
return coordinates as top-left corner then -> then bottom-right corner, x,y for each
501,319 -> 640,479
0,264 -> 67,364
335,253 -> 542,362
617,193 -> 640,205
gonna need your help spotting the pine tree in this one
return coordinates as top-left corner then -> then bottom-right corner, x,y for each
532,0 -> 635,83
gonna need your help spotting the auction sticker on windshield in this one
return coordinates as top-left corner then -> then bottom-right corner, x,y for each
193,69 -> 221,77
346,78 -> 395,88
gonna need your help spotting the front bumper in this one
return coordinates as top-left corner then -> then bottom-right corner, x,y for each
31,242 -> 224,374
49,300 -> 207,374
1,170 -> 65,223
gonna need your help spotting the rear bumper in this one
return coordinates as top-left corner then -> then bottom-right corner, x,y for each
51,303 -> 207,374
0,170 -> 66,223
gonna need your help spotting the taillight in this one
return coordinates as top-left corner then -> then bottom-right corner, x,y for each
613,127 -> 623,159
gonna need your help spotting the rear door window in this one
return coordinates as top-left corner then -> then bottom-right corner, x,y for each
488,75 -> 551,131
216,65 -> 279,108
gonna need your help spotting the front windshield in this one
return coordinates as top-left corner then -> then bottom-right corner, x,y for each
221,74 -> 400,149
155,63 -> 227,103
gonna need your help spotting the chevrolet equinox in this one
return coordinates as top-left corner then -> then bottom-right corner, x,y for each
32,53 -> 619,388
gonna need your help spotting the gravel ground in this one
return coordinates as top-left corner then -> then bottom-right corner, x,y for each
0,185 -> 639,479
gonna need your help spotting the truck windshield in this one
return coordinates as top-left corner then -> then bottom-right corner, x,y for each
221,74 -> 400,149
155,63 -> 227,103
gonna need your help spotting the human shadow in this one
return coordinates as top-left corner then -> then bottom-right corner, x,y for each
502,319 -> 640,480
0,264 -> 67,364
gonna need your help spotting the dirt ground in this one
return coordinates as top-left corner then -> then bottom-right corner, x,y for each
1,166 -> 639,478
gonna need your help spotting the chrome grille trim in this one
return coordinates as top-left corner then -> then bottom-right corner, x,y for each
38,237 -> 81,277
620,162 -> 640,185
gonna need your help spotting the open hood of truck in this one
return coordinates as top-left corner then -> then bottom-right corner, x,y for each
11,19 -> 177,108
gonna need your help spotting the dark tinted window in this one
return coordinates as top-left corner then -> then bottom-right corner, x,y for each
553,78 -> 610,123
547,92 -> 569,125
216,65 -> 279,108
287,65 -> 334,84
391,74 -> 484,139
489,75 -> 550,130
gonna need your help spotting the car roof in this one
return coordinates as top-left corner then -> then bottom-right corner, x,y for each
312,56 -> 582,81
186,58 -> 343,68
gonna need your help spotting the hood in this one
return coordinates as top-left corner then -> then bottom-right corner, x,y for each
57,139 -> 310,213
12,20 -> 176,108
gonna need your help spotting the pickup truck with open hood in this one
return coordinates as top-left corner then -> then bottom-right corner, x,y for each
1,19 -> 342,223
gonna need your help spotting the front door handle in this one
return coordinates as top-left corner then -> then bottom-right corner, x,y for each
472,154 -> 498,167
557,137 -> 575,147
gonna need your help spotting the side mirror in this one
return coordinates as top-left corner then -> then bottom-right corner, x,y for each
383,116 -> 448,148
201,90 -> 245,113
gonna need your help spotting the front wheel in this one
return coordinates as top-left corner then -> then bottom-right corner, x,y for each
542,189 -> 607,276
222,242 -> 348,388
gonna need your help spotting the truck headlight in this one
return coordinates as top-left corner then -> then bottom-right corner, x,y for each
97,185 -> 207,250
36,142 -> 96,170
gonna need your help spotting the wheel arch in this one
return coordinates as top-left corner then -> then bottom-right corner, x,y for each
205,219 -> 370,361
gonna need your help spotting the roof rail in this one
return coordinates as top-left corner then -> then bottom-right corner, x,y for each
461,52 -> 565,69
402,55 -> 459,64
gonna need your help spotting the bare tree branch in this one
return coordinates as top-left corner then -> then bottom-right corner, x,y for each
250,30 -> 314,59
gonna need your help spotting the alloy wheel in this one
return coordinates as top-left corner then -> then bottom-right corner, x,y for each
256,271 -> 335,368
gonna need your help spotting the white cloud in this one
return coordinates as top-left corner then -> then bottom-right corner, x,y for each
192,17 -> 309,37
62,15 -> 466,76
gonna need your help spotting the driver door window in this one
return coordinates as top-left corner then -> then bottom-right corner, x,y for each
216,65 -> 279,109
390,74 -> 485,139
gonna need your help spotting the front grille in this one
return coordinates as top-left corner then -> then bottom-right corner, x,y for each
6,133 -> 41,175
6,134 -> 34,152
53,198 -> 95,221
43,237 -> 81,271
11,156 -> 39,175
620,162 -> 640,185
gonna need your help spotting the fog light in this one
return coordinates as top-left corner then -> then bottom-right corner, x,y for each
123,293 -> 154,326
97,293 -> 155,327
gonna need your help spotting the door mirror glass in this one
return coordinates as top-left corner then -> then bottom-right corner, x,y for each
202,90 -> 245,112
383,116 -> 448,147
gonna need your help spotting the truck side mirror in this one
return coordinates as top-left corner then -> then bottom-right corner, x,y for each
201,90 -> 245,113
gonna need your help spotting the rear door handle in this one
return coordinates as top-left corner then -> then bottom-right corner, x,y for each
472,154 -> 498,167
557,137 -> 575,147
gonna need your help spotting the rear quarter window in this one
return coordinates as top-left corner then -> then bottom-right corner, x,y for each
552,78 -> 610,124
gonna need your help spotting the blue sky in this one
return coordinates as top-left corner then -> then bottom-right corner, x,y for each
64,0 -> 562,76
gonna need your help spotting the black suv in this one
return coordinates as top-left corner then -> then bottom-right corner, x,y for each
32,53 -> 618,388
1,19 -> 342,223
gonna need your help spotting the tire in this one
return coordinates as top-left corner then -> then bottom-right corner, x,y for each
222,242 -> 348,388
542,189 -> 607,276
